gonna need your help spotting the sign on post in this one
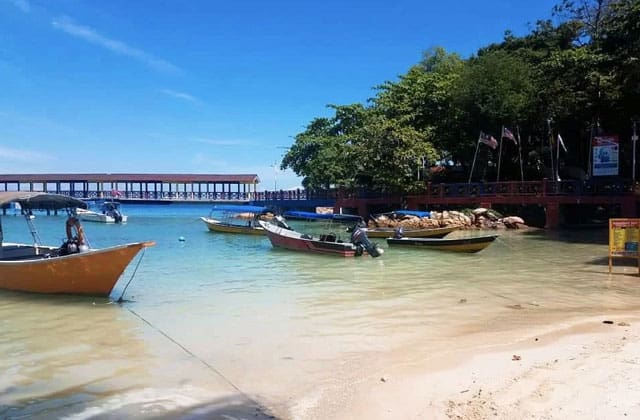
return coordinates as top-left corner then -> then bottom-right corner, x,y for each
609,218 -> 640,275
593,135 -> 619,176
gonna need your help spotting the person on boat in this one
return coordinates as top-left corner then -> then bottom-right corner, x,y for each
65,215 -> 89,253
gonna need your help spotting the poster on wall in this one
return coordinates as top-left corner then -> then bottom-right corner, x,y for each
592,135 -> 619,176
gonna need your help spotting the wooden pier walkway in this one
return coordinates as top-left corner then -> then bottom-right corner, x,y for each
0,173 -> 635,228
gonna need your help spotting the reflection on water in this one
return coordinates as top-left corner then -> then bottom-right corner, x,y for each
2,210 -> 640,418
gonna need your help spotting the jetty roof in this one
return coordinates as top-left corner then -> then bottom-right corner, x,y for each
0,173 -> 260,183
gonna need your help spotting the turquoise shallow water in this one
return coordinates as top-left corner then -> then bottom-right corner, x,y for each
1,203 -> 639,418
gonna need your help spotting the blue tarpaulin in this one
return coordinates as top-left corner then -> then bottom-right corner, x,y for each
284,210 -> 363,222
210,205 -> 271,214
382,210 -> 431,218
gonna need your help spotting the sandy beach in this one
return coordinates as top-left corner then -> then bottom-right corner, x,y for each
289,313 -> 640,420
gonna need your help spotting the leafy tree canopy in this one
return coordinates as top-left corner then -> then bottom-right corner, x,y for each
281,0 -> 639,191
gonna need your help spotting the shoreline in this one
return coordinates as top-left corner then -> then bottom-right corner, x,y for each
285,312 -> 640,419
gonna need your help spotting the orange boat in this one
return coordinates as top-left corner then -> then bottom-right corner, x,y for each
0,192 -> 155,297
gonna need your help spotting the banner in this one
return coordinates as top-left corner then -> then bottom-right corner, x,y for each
592,135 -> 619,176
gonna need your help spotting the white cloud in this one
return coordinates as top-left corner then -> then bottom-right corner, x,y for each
51,16 -> 180,74
0,146 -> 56,162
160,89 -> 201,104
9,0 -> 30,13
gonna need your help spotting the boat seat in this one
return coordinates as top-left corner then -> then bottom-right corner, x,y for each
320,233 -> 337,242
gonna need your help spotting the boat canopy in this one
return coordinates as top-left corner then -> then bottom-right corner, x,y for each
210,204 -> 271,214
393,210 -> 431,218
0,192 -> 87,210
284,210 -> 363,222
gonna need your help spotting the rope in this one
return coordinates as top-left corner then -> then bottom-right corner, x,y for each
124,307 -> 255,402
471,235 -> 541,305
116,247 -> 147,303
114,249 -> 261,408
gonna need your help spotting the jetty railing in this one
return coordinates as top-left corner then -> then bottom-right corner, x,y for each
332,179 -> 634,201
24,178 -> 634,202
419,178 -> 633,198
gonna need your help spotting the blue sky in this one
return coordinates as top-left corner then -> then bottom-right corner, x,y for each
1,0 -> 559,190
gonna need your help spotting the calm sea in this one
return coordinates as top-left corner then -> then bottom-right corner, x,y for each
1,203 -> 639,419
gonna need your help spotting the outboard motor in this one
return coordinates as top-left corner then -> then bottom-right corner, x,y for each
393,226 -> 404,239
113,210 -> 123,224
350,224 -> 383,258
274,215 -> 293,230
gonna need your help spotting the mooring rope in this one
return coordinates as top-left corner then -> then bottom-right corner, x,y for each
112,235 -> 264,410
123,306 -> 254,402
470,235 -> 541,305
116,247 -> 148,303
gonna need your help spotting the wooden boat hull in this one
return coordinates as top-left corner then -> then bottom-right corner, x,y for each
364,225 -> 458,238
386,235 -> 498,253
200,217 -> 265,235
0,241 -> 155,296
260,221 -> 373,257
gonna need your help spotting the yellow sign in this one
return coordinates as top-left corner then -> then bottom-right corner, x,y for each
609,218 -> 640,274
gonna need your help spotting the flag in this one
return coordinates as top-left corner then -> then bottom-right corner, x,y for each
502,127 -> 517,145
479,132 -> 498,149
557,134 -> 567,152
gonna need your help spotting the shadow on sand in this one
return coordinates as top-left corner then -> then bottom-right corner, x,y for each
2,395 -> 279,420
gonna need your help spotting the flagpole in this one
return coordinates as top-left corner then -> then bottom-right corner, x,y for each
588,123 -> 594,178
496,126 -> 504,182
468,132 -> 481,184
633,120 -> 638,184
556,131 -> 561,181
547,118 -> 555,181
517,125 -> 524,181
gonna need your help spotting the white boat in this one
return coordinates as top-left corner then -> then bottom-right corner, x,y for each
77,201 -> 128,224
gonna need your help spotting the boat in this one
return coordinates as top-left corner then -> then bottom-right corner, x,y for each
200,204 -> 274,235
363,225 -> 458,238
9,202 -> 35,219
365,209 -> 459,238
283,210 -> 364,223
386,234 -> 499,253
0,192 -> 155,296
77,200 -> 128,223
259,217 -> 383,257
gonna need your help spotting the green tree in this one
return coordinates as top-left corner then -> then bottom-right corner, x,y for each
283,0 -> 640,189
373,48 -> 465,166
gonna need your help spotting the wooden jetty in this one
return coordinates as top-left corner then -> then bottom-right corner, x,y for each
0,173 -> 260,202
0,173 -> 636,228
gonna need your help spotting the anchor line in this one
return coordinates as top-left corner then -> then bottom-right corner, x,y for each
470,236 -> 542,305
116,247 -> 147,302
124,307 -> 258,406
